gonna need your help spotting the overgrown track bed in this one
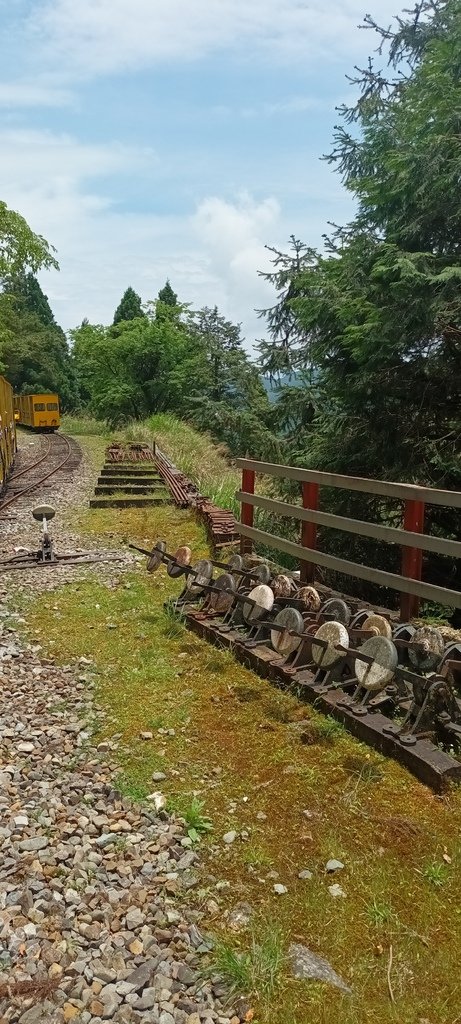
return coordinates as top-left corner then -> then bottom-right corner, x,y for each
0,433 -> 81,515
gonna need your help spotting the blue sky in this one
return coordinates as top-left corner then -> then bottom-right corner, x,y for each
0,0 -> 398,344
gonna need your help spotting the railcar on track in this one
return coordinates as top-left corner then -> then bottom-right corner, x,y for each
14,393 -> 60,432
0,376 -> 16,494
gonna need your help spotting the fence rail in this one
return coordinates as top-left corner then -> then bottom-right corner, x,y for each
235,459 -> 461,507
235,458 -> 461,618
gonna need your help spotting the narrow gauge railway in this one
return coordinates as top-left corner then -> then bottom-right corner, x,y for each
0,432 -> 81,515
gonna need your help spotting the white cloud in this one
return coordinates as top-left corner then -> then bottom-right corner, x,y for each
0,129 -> 287,341
0,124 -> 349,347
192,193 -> 282,340
28,0 -> 401,77
0,1 -> 402,349
0,129 -> 156,184
0,81 -> 74,108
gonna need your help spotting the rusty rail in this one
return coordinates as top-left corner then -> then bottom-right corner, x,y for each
106,442 -> 155,463
154,447 -> 239,548
0,434 -> 77,515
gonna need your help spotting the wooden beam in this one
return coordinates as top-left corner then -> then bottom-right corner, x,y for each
236,523 -> 461,609
240,467 -> 255,556
401,499 -> 425,620
235,491 -> 461,560
300,481 -> 319,584
235,459 -> 461,509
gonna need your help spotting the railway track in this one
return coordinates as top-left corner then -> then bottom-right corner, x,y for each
0,433 -> 81,515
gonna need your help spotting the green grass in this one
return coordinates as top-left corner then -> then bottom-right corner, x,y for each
242,844 -> 274,869
365,899 -> 396,928
182,796 -> 213,831
64,411 -> 241,514
422,861 -> 449,887
61,414 -> 110,436
169,796 -> 213,842
63,410 -> 243,517
113,773 -> 150,802
11,445 -> 461,1024
161,603 -> 186,638
213,923 -> 284,1006
299,715 -> 347,745
147,412 -> 241,515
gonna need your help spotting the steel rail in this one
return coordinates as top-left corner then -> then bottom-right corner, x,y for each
0,434 -> 73,515
8,435 -> 53,483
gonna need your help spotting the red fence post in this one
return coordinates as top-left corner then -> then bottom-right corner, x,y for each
240,467 -> 255,556
400,499 -> 425,621
300,482 -> 319,584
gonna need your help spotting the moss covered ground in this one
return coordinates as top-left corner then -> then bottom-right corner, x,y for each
12,433 -> 461,1024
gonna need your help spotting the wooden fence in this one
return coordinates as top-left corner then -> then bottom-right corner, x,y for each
235,459 -> 461,619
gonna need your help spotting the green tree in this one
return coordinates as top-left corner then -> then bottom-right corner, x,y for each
0,201 -> 67,394
71,296 -> 280,458
157,280 -> 177,306
188,306 -> 243,402
256,238 -> 317,379
154,281 -> 183,324
17,272 -> 57,325
181,306 -> 279,457
71,314 -> 190,426
258,0 -> 461,600
1,274 -> 78,409
113,286 -> 145,324
5,272 -> 60,328
0,201 -> 58,280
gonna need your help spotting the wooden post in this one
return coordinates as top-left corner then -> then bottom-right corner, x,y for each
400,499 -> 425,620
300,481 -> 319,584
240,467 -> 255,555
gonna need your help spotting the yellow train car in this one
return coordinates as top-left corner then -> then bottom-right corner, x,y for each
0,375 -> 16,494
14,393 -> 60,432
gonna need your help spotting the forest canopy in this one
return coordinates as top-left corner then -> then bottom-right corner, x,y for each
258,0 -> 461,486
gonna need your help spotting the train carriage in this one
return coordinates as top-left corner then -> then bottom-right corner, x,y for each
14,393 -> 60,432
0,376 -> 16,494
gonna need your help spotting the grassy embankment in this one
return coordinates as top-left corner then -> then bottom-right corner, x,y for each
19,419 -> 461,1024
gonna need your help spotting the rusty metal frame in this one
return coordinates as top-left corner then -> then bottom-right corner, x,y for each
184,609 -> 461,791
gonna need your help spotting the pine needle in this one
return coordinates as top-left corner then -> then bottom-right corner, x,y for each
387,944 -> 395,1003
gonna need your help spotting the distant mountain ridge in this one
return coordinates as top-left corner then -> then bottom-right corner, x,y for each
260,372 -> 302,404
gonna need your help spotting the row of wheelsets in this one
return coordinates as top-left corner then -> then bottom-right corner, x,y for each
142,540 -> 461,753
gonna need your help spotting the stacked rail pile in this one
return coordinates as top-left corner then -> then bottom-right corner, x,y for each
154,447 -> 238,548
105,442 -> 155,463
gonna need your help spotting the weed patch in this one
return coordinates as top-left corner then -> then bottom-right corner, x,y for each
213,923 -> 284,1006
299,715 -> 346,746
169,796 -> 213,843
